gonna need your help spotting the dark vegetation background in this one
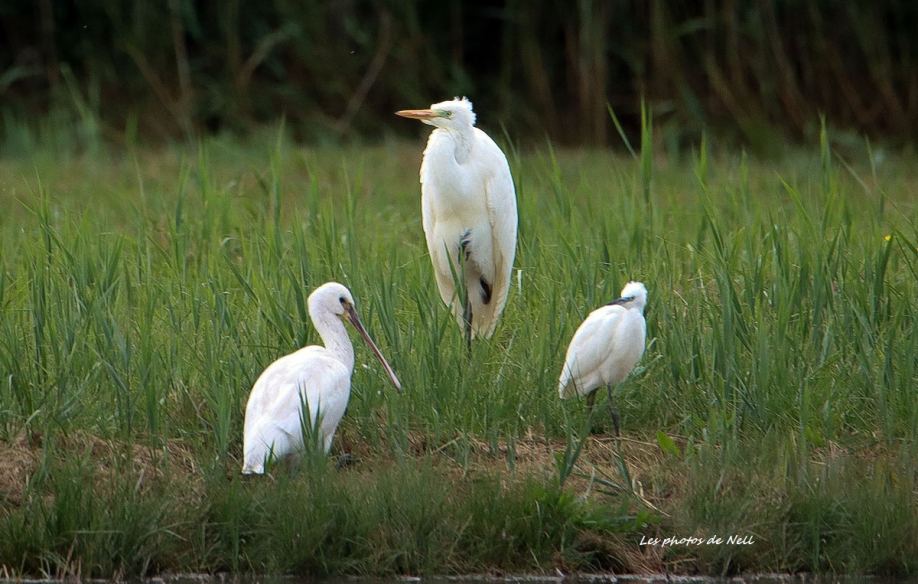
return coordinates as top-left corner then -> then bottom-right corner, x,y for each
2,0 -> 917,151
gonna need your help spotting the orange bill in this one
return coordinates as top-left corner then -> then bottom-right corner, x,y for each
395,109 -> 439,120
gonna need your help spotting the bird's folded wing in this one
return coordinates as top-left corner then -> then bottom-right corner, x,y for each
483,147 -> 518,321
559,307 -> 623,396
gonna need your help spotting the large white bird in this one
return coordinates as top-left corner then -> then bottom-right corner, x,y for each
558,282 -> 648,436
396,98 -> 517,347
242,282 -> 401,474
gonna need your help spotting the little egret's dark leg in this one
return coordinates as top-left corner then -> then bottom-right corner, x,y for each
462,289 -> 472,356
607,385 -> 621,437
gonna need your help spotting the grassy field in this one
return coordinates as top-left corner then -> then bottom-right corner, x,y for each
1,127 -> 917,578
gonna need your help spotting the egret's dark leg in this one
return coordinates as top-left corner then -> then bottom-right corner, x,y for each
462,291 -> 472,357
459,231 -> 473,357
607,385 -> 621,437
586,391 -> 597,433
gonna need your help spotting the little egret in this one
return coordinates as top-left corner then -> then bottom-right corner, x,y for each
558,282 -> 648,436
242,282 -> 401,474
396,98 -> 517,348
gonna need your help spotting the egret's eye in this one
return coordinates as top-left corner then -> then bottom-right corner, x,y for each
440,111 -> 452,118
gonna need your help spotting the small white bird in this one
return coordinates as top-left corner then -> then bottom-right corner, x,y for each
242,282 -> 401,474
396,98 -> 517,348
558,282 -> 648,436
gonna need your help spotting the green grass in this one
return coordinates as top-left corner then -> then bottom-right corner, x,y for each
1,127 -> 918,577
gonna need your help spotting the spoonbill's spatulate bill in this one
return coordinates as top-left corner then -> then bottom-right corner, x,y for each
559,282 -> 648,436
396,98 -> 517,348
242,282 -> 401,474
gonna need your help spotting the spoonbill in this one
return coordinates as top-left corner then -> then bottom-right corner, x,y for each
242,282 -> 401,474
396,97 -> 517,349
558,282 -> 648,436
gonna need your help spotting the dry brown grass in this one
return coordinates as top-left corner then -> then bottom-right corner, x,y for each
3,427 -> 916,576
0,431 -> 203,508
0,434 -> 39,506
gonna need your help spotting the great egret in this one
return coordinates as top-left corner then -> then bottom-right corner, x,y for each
396,98 -> 517,348
558,282 -> 648,436
242,282 -> 401,474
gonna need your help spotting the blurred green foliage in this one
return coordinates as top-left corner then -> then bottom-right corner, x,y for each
2,0 -> 917,147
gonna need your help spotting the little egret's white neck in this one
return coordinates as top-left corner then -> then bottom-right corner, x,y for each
310,310 -> 355,371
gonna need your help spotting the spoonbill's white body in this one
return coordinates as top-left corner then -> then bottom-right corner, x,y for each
396,98 -> 517,343
242,282 -> 401,474
559,282 -> 648,435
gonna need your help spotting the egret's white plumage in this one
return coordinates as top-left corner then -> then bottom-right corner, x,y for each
559,282 -> 648,434
242,282 -> 401,474
396,98 -> 517,341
